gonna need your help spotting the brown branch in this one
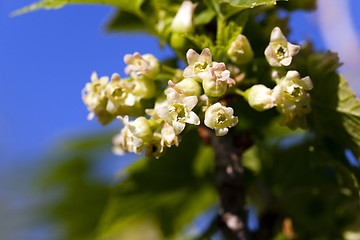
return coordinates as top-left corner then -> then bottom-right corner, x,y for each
210,130 -> 250,240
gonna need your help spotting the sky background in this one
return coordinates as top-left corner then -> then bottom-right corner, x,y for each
0,0 -> 360,239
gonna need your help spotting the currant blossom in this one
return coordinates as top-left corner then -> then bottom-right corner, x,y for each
246,84 -> 276,112
204,103 -> 238,136
227,34 -> 254,64
265,27 -> 300,67
144,133 -> 163,159
183,48 -> 213,79
82,72 -> 109,120
199,62 -> 232,98
112,116 -> 144,155
124,52 -> 160,78
161,121 -> 180,148
105,73 -> 137,114
273,70 -> 313,129
157,86 -> 200,135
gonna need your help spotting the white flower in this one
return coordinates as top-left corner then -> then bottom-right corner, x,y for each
246,84 -> 276,111
204,103 -> 238,136
144,133 -> 164,159
112,116 -> 144,155
264,27 -> 300,67
105,73 -> 137,114
272,71 -> 313,129
157,87 -> 200,135
161,121 -> 180,148
183,48 -> 213,79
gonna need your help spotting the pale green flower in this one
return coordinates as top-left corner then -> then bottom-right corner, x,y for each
112,116 -> 144,155
273,70 -> 313,129
183,48 -> 213,79
144,133 -> 164,159
161,121 -> 180,148
157,87 -> 200,135
105,73 -> 137,115
204,103 -> 238,136
124,52 -> 160,78
82,72 -> 109,120
265,27 -> 300,67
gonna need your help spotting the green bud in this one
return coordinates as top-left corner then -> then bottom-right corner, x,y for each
246,84 -> 276,112
131,77 -> 156,99
170,1 -> 197,33
176,78 -> 202,97
128,117 -> 154,142
170,32 -> 188,52
227,34 -> 254,64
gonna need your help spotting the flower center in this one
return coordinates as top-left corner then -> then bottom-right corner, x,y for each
170,103 -> 187,121
275,45 -> 288,59
194,61 -> 210,73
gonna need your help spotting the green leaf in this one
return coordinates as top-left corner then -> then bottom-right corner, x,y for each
308,54 -> 360,161
220,0 -> 280,18
184,33 -> 214,51
13,0 -> 146,16
194,8 -> 216,26
205,0 -> 286,19
97,128 -> 217,239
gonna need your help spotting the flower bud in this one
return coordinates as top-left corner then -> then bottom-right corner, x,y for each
127,116 -> 154,142
170,1 -> 197,33
227,34 -> 254,64
246,84 -> 276,111
173,78 -> 202,97
131,77 -> 156,99
199,63 -> 230,98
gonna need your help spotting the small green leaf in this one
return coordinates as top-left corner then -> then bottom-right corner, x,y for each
194,8 -> 216,25
184,33 -> 214,50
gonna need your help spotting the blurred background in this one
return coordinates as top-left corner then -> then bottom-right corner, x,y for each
0,0 -> 359,239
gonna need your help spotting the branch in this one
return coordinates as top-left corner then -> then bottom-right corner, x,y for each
210,130 -> 250,240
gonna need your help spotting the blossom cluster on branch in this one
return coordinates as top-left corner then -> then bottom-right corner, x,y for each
82,2 -> 313,158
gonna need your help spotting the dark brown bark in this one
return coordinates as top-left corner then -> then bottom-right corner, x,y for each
210,130 -> 250,240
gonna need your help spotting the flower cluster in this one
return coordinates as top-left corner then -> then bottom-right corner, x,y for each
246,27 -> 313,129
82,53 -> 160,125
82,26 -> 313,159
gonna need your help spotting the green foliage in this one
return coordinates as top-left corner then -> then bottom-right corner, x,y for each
35,132 -> 114,240
307,54 -> 360,161
244,135 -> 360,238
97,128 -> 217,239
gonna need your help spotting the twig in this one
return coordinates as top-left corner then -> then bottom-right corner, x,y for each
210,130 -> 250,240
